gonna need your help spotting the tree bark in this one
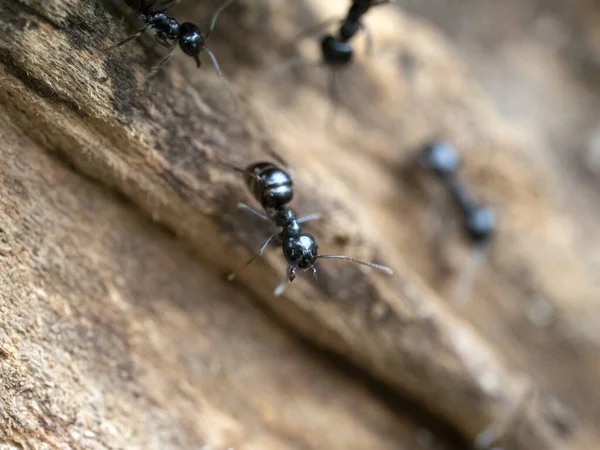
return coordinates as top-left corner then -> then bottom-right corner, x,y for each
0,0 -> 593,449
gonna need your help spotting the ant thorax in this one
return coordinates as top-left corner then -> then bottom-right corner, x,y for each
143,12 -> 181,40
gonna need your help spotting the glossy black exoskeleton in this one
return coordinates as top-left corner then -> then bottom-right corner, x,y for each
419,140 -> 496,245
103,0 -> 234,81
228,162 -> 393,295
320,0 -> 390,67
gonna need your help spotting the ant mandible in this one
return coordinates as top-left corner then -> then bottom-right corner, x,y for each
103,0 -> 234,84
418,140 -> 496,305
227,162 -> 393,295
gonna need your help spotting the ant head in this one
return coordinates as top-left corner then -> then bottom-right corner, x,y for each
283,233 -> 318,279
246,163 -> 294,209
179,22 -> 206,66
465,206 -> 496,244
419,140 -> 460,178
321,35 -> 354,66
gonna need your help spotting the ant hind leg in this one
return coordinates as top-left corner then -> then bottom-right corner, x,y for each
102,27 -> 147,53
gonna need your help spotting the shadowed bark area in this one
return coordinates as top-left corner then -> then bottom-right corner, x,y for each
0,0 -> 596,449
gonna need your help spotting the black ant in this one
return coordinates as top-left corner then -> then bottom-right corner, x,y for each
320,0 -> 392,68
418,140 -> 496,305
227,162 -> 393,295
103,0 -> 235,91
419,140 -> 496,246
261,1 -> 391,123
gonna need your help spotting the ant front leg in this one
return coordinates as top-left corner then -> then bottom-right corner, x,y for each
148,37 -> 176,79
228,234 -> 277,281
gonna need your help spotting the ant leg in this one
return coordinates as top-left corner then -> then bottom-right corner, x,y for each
155,0 -> 181,13
102,27 -> 147,53
360,23 -> 374,57
148,38 -> 175,79
474,386 -> 535,449
259,55 -> 317,80
227,234 -> 276,281
452,243 -> 489,307
206,0 -> 236,39
325,69 -> 341,131
273,273 -> 291,297
237,203 -> 270,221
297,213 -> 321,224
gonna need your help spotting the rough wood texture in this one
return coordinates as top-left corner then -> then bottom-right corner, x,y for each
0,0 -> 597,449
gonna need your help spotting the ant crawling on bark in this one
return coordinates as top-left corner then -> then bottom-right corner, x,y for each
262,1 -> 391,124
226,161 -> 393,295
319,0 -> 392,68
103,0 -> 235,93
418,140 -> 496,305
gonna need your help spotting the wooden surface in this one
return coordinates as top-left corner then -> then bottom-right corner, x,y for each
0,0 -> 598,448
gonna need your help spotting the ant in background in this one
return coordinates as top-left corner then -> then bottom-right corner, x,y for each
226,161 -> 393,295
262,1 -> 391,124
320,0 -> 391,67
418,140 -> 496,306
103,0 -> 236,96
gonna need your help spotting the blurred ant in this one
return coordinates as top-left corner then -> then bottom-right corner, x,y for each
418,140 -> 496,305
227,162 -> 393,295
262,1 -> 391,123
103,0 -> 236,95
320,0 -> 391,67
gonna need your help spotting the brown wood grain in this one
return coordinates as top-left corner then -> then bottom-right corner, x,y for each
1,0 -> 596,449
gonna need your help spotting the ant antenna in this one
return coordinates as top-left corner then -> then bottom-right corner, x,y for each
317,255 -> 393,274
205,48 -> 241,114
207,0 -> 236,39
